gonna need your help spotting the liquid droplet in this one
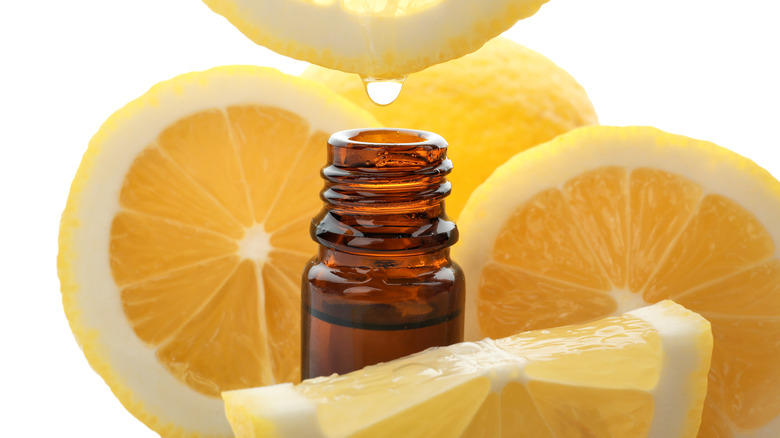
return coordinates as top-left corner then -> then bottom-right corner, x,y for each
360,75 -> 406,106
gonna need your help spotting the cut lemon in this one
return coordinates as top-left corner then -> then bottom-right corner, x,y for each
58,65 -> 378,437
223,300 -> 712,437
201,0 -> 550,77
303,37 -> 598,218
455,126 -> 780,437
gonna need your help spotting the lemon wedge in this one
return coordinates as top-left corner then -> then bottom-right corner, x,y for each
223,301 -> 712,437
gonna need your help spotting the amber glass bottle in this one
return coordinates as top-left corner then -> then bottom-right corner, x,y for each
301,128 -> 465,379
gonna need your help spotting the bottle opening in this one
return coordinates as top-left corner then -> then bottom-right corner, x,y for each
333,128 -> 443,147
349,130 -> 425,145
329,128 -> 448,169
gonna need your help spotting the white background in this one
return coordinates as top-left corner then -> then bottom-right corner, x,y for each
2,0 -> 778,436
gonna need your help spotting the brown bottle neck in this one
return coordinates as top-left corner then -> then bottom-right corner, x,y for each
317,246 -> 453,268
312,128 -> 458,256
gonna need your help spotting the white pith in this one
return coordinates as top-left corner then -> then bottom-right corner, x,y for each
609,289 -> 652,316
239,224 -> 272,263
628,301 -> 711,437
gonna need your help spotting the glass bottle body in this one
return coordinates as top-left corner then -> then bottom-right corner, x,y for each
301,128 -> 465,379
302,249 -> 464,378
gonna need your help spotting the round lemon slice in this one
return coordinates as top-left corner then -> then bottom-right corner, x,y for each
58,65 -> 378,437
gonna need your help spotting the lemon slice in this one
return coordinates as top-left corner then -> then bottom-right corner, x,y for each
223,300 -> 712,437
201,0 -> 550,77
455,125 -> 780,437
58,65 -> 378,437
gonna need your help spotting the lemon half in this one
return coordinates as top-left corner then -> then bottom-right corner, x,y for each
58,65 -> 378,437
201,0 -> 550,77
456,125 -> 780,437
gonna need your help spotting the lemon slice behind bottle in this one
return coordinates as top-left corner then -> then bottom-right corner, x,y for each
455,125 -> 780,437
58,65 -> 379,437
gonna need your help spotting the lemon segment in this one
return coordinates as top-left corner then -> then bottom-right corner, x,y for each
223,301 -> 712,437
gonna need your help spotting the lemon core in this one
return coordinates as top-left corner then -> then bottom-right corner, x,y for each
610,290 -> 651,316
239,224 -> 272,263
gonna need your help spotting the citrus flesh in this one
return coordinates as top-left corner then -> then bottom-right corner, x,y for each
223,300 -> 712,438
303,37 -> 598,218
58,65 -> 378,437
455,125 -> 780,437
201,0 -> 550,77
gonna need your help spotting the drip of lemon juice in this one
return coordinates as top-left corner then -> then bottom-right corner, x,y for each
360,75 -> 406,105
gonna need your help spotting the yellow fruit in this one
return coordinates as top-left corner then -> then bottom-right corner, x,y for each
303,37 -> 599,218
223,301 -> 712,438
455,125 -> 780,437
58,65 -> 378,437
201,0 -> 550,78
